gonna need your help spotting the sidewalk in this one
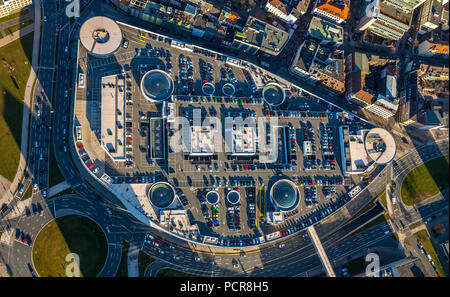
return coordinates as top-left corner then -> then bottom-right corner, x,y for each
0,0 -> 41,207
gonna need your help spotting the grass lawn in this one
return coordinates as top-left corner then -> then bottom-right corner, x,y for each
401,155 -> 449,206
0,32 -> 33,182
414,230 -> 447,277
115,241 -> 130,277
4,19 -> 34,35
32,215 -> 108,277
138,251 -> 153,277
157,268 -> 200,277
0,8 -> 30,24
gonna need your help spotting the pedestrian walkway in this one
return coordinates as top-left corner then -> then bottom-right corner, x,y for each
47,181 -> 71,198
127,245 -> 139,277
307,225 -> 336,277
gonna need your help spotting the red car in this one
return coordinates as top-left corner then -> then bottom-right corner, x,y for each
77,144 -> 84,149
88,163 -> 94,169
126,137 -> 132,142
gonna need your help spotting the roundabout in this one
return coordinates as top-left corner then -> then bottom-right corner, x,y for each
32,215 -> 108,277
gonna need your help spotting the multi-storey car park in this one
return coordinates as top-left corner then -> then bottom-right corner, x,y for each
71,17 -> 397,248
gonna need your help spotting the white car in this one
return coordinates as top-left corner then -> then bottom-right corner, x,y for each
279,243 -> 285,248
194,257 -> 200,262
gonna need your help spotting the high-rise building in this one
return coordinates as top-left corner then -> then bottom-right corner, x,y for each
0,0 -> 32,18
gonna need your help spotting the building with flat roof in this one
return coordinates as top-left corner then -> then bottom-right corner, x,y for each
224,116 -> 257,156
100,75 -> 126,161
231,126 -> 256,156
150,118 -> 167,159
159,209 -> 200,238
348,90 -> 375,107
313,0 -> 350,24
269,179 -> 300,212
419,64 -> 449,81
262,82 -> 286,106
232,15 -> 289,57
364,128 -> 396,164
345,52 -> 371,102
140,69 -> 174,102
0,0 -> 32,18
148,182 -> 176,209
307,16 -> 344,45
303,140 -> 314,155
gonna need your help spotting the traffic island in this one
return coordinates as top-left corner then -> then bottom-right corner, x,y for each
32,215 -> 107,277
